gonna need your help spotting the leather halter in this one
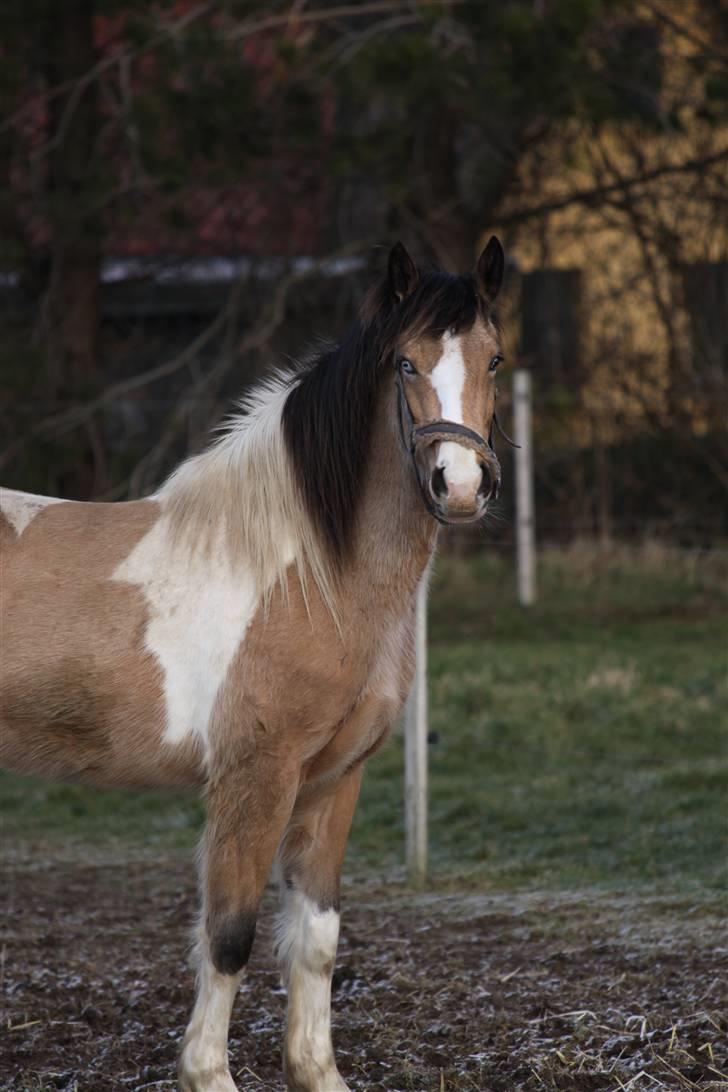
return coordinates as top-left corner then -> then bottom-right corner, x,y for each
395,368 -> 502,524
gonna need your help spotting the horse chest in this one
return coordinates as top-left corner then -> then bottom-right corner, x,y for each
242,599 -> 408,715
294,617 -> 414,788
109,515 -> 417,783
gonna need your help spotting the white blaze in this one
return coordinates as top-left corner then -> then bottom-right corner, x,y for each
429,333 -> 482,500
430,330 -> 466,422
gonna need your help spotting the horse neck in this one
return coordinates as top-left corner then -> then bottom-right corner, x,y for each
349,385 -> 437,613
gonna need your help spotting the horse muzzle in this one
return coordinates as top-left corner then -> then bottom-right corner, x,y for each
395,369 -> 502,525
411,423 -> 501,526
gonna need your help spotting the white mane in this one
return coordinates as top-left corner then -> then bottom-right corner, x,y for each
160,375 -> 337,617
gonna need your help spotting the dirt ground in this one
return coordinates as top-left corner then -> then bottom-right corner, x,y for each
1,855 -> 726,1092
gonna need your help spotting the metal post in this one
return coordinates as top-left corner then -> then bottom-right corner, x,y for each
405,577 -> 428,888
513,369 -> 536,605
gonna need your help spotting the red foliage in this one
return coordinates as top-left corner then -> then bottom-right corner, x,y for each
10,5 -> 330,259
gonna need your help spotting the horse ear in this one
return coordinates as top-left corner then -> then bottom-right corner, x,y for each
476,236 -> 505,303
388,241 -> 419,303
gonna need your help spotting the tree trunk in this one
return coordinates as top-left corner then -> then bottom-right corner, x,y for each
408,110 -> 524,274
43,0 -> 105,497
48,247 -> 101,392
410,111 -> 477,272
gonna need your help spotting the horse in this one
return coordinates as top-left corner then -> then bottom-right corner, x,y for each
0,237 -> 506,1092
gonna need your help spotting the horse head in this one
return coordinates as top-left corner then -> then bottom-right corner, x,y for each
379,236 -> 506,524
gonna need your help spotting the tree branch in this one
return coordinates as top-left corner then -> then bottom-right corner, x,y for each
0,290 -> 231,472
642,2 -> 728,65
497,149 -> 728,227
0,242 -> 368,483
2,1 -> 444,141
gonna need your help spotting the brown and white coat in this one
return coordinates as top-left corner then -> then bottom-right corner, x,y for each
0,238 -> 506,1092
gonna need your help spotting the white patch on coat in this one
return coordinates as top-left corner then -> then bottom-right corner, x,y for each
0,488 -> 64,536
161,375 -> 337,619
429,333 -> 481,498
276,889 -> 349,1091
179,950 -> 242,1092
113,512 -> 276,754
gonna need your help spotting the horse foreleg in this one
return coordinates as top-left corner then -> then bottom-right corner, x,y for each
179,756 -> 298,1092
276,766 -> 363,1092
178,948 -> 241,1092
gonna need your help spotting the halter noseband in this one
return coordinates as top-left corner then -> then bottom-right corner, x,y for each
394,368 -> 503,524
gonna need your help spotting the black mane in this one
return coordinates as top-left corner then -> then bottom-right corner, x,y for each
282,268 -> 492,564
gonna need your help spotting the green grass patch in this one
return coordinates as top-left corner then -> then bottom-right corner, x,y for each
2,543 -> 726,897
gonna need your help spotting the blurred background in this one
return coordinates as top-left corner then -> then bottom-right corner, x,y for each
1,4 -> 727,1090
1,0 -> 726,540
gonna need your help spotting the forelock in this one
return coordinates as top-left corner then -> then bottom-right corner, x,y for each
377,272 -> 495,356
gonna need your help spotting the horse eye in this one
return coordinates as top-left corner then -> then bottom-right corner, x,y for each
400,358 -> 417,376
489,354 -> 503,372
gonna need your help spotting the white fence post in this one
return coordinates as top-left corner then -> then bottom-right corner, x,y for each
405,577 -> 428,888
513,369 -> 536,606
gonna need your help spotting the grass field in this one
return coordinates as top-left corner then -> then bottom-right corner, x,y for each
2,542 -> 727,1091
356,541 -> 728,892
1,541 -> 726,896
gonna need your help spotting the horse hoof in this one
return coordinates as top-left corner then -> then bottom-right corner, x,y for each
325,1077 -> 350,1092
285,1069 -> 351,1092
178,1063 -> 239,1092
179,1077 -> 238,1092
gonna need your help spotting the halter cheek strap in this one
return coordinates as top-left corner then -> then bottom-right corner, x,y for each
394,369 -> 503,521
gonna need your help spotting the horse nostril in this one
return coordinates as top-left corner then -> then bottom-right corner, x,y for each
431,466 -> 447,499
478,463 -> 492,499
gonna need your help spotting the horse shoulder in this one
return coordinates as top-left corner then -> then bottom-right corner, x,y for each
0,496 -> 205,787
